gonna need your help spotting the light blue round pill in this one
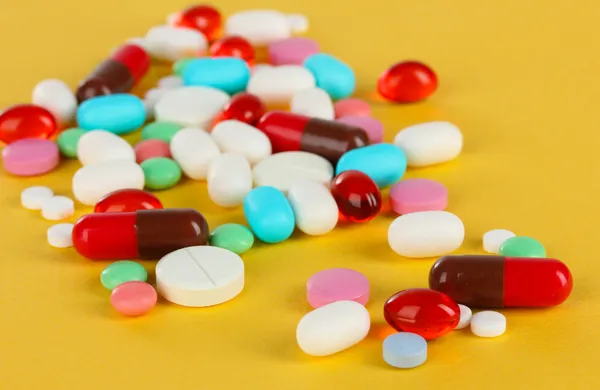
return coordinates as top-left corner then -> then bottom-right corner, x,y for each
243,186 -> 295,243
336,143 -> 407,188
183,57 -> 251,95
77,94 -> 146,135
304,53 -> 356,100
383,332 -> 427,369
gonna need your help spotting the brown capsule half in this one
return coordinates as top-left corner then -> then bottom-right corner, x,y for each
76,60 -> 134,103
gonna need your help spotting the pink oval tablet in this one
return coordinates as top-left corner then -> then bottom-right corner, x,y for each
337,116 -> 384,144
334,98 -> 371,118
110,281 -> 157,316
134,139 -> 171,163
307,268 -> 370,308
268,37 -> 319,65
390,178 -> 448,214
2,138 -> 59,176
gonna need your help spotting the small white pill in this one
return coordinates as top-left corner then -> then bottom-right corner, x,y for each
383,332 -> 427,369
290,87 -> 334,120
455,304 -> 473,330
144,88 -> 169,119
207,153 -> 253,208
158,75 -> 183,89
41,196 -> 74,221
471,311 -> 506,337
393,121 -> 463,167
170,127 -> 221,180
72,161 -> 144,205
211,120 -> 272,165
483,229 -> 516,254
225,10 -> 292,46
21,186 -> 54,210
47,223 -> 74,248
286,13 -> 309,34
77,130 -> 135,165
287,181 -> 338,235
144,25 -> 207,62
32,79 -> 77,126
155,86 -> 230,128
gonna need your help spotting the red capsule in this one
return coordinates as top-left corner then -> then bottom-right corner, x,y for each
384,288 -> 460,340
210,35 -> 255,65
111,44 -> 151,83
377,61 -> 438,103
171,5 -> 222,41
94,189 -> 163,213
330,171 -> 381,222
220,93 -> 266,126
0,104 -> 57,144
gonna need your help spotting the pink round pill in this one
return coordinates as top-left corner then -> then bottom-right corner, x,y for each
110,281 -> 157,316
268,37 -> 320,65
337,116 -> 384,144
306,268 -> 370,309
134,139 -> 171,163
389,178 -> 448,214
333,98 -> 371,118
2,138 -> 59,176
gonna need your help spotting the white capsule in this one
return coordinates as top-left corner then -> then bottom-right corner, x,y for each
207,153 -> 253,208
47,223 -> 74,248
41,196 -> 74,221
21,186 -> 54,210
32,79 -> 77,126
393,121 -> 463,167
77,130 -> 135,165
455,304 -> 473,330
470,311 -> 506,337
290,87 -> 334,120
287,181 -> 338,235
225,10 -> 293,46
144,25 -> 207,61
483,229 -> 516,254
170,127 -> 221,180
246,65 -> 316,105
72,161 -> 144,205
155,86 -> 230,128
211,120 -> 272,165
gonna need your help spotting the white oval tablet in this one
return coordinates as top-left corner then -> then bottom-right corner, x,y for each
455,304 -> 473,330
170,127 -> 221,180
287,181 -> 338,235
483,229 -> 516,254
158,75 -> 183,89
155,86 -> 230,128
290,87 -> 334,120
32,79 -> 77,126
156,246 -> 245,307
72,161 -> 144,205
144,88 -> 169,119
77,130 -> 135,165
211,120 -> 272,165
21,186 -> 54,210
296,300 -> 371,356
470,311 -> 506,337
388,211 -> 465,258
393,121 -> 463,167
225,10 -> 292,46
41,196 -> 74,221
252,151 -> 334,193
144,25 -> 207,61
207,153 -> 253,208
246,65 -> 316,105
47,223 -> 74,248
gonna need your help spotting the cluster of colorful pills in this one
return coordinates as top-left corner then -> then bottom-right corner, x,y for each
1,4 -> 574,369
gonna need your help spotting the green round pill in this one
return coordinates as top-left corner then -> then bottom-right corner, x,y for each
141,157 -> 182,190
100,261 -> 148,290
499,236 -> 546,258
173,58 -> 195,76
210,224 -> 255,255
141,122 -> 183,143
57,128 -> 86,158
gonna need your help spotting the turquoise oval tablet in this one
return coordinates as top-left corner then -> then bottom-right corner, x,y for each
183,57 -> 251,95
304,54 -> 356,100
77,94 -> 146,135
336,143 -> 407,188
243,186 -> 295,243
210,223 -> 255,254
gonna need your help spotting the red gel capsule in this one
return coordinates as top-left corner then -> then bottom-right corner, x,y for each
73,209 -> 209,260
111,44 -> 151,83
0,104 -> 57,144
171,5 -> 222,41
384,288 -> 460,340
330,170 -> 381,222
220,93 -> 266,126
210,35 -> 255,65
377,61 -> 438,103
429,255 -> 573,308
94,189 -> 163,213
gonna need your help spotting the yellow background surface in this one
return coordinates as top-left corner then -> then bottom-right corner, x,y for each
0,0 -> 598,389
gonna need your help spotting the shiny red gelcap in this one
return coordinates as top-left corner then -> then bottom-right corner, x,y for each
171,5 -> 222,41
94,189 -> 163,213
221,92 -> 266,126
210,35 -> 255,65
0,104 -> 57,144
111,44 -> 151,83
377,61 -> 438,103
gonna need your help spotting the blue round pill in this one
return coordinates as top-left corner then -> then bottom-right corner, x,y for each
383,332 -> 427,369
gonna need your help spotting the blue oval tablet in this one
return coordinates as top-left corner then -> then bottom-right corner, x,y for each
304,54 -> 355,100
336,143 -> 407,188
243,186 -> 295,243
183,57 -> 251,95
77,94 -> 146,135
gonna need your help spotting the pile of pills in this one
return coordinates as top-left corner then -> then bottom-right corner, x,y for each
2,4 -> 574,369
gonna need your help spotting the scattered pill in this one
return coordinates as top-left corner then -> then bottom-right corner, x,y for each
183,57 -> 251,95
41,195 -> 75,221
141,157 -> 182,190
170,4 -> 221,41
157,75 -> 183,89
383,332 -> 427,369
32,79 -> 78,126
47,223 -> 74,248
134,139 -> 171,163
331,171 -> 382,222
0,104 -> 57,144
21,186 -> 54,210
304,53 -> 355,100
268,37 -> 319,66
210,35 -> 255,65
144,25 -> 207,62
211,120 -> 272,165
156,246 -> 244,307
72,160 -> 144,205
77,94 -> 146,135
143,88 -> 169,118
337,116 -> 384,144
378,61 -> 437,103
94,188 -> 163,213
336,143 -> 407,188
389,179 -> 448,214
225,10 -> 295,46
141,121 -> 183,142
246,65 -> 316,105
483,229 -> 516,254
499,236 -> 546,258
101,260 -> 148,290
333,98 -> 371,118
2,138 -> 59,176
470,311 -> 506,338
77,130 -> 135,166
57,128 -> 85,158
456,304 -> 473,330
219,92 -> 266,126
110,43 -> 151,83
208,153 -> 253,207
393,121 -> 463,167
154,86 -> 230,128
110,281 -> 157,316
307,268 -> 369,308
290,87 -> 334,120
296,300 -> 370,356
210,223 -> 255,255
287,181 -> 338,236
244,186 -> 295,243
170,127 -> 221,180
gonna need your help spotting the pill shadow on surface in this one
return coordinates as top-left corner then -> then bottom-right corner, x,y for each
285,286 -> 312,313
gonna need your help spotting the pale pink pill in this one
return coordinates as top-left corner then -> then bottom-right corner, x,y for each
337,116 -> 384,144
390,178 -> 448,215
268,37 -> 319,65
134,139 -> 171,163
110,281 -> 157,316
306,268 -> 370,309
2,138 -> 59,176
334,98 -> 371,118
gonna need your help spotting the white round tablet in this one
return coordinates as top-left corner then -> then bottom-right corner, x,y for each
21,186 -> 54,210
41,196 -> 74,221
455,304 -> 472,330
156,246 -> 244,307
483,229 -> 516,253
383,332 -> 427,369
47,223 -> 74,248
470,311 -> 506,337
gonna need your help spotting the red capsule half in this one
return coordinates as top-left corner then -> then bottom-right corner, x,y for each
94,189 -> 163,213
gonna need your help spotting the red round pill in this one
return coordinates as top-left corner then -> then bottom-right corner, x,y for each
330,170 -> 382,223
171,5 -> 222,41
0,104 -> 57,144
377,61 -> 438,103
221,93 -> 266,126
110,281 -> 157,316
210,35 -> 255,65
94,189 -> 163,213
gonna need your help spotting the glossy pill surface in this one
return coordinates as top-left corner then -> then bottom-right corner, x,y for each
394,121 -> 463,167
210,35 -> 255,65
110,281 -> 157,316
337,116 -> 383,144
219,93 -> 266,126
243,186 -> 295,243
211,120 -> 271,165
498,236 -> 546,258
0,104 -> 57,144
288,181 -> 339,236
304,54 -> 356,100
77,130 -> 135,166
72,161 -> 144,206
210,224 -> 255,255
141,157 -> 182,190
170,4 -> 222,41
378,61 -> 438,103
32,79 -> 77,126
110,44 -> 150,83
57,128 -> 85,158
2,139 -> 59,176
77,94 -> 146,135
170,127 -> 221,180
336,143 -> 406,188
183,57 -> 251,95
94,189 -> 163,213
290,87 -> 334,120
101,261 -> 148,290
330,171 -> 382,222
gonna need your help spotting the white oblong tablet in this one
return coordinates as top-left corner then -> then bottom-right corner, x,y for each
21,186 -> 54,210
158,75 -> 183,89
72,161 -> 144,205
77,130 -> 135,165
144,88 -> 169,119
47,223 -> 74,248
387,211 -> 465,258
296,300 -> 370,356
211,120 -> 272,165
207,153 -> 253,208
470,311 -> 506,337
246,65 -> 316,105
32,79 -> 77,126
225,10 -> 292,46
290,87 -> 334,120
393,121 -> 463,167
41,196 -> 74,221
170,127 -> 221,180
155,86 -> 230,128
455,304 -> 473,330
483,229 -> 516,254
287,181 -> 338,235
252,151 -> 334,193
144,25 -> 207,61
156,246 -> 245,307
383,332 -> 427,369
